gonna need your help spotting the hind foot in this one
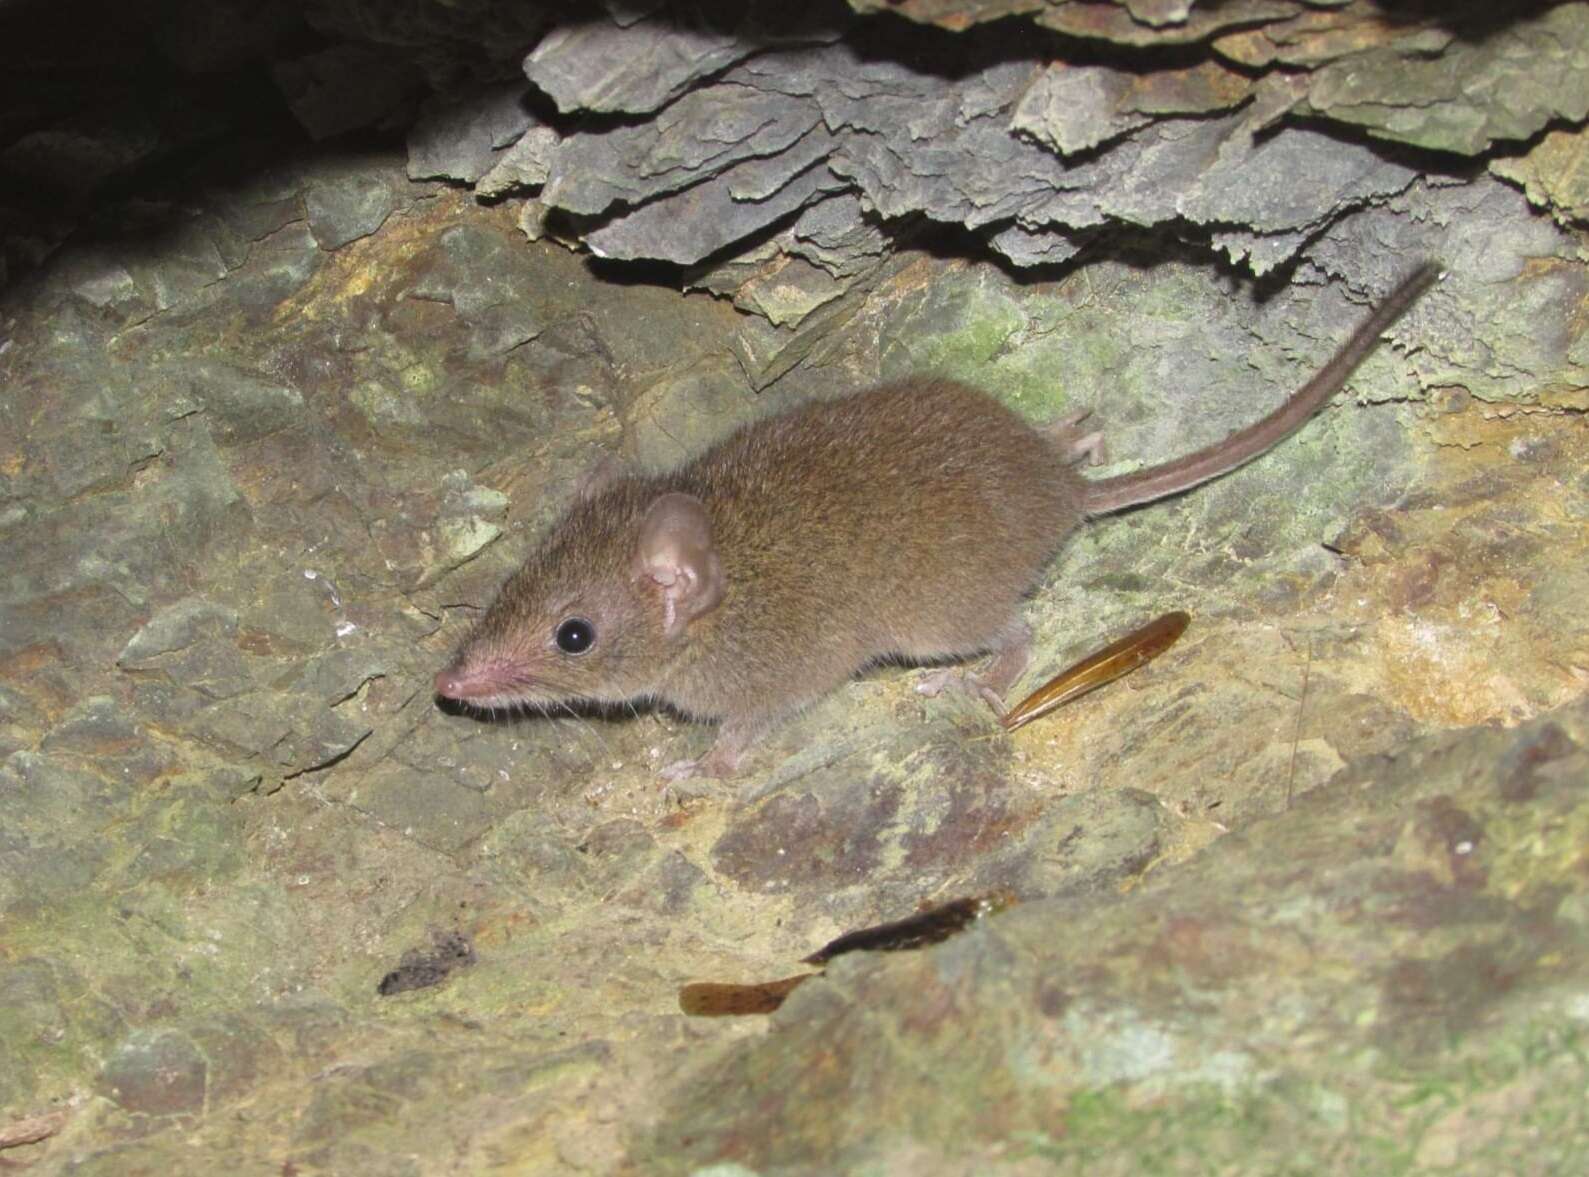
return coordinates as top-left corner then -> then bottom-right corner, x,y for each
913,629 -> 1033,717
657,717 -> 765,783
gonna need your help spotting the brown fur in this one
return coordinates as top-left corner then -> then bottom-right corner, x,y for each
437,264 -> 1438,777
444,381 -> 1083,746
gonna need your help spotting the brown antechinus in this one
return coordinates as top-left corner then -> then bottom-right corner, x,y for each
436,264 -> 1439,779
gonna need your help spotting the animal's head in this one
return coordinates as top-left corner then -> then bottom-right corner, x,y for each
433,488 -> 725,712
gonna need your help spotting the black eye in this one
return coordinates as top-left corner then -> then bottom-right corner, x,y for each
554,617 -> 595,655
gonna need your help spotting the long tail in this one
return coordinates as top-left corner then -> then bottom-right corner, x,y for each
1083,262 -> 1441,516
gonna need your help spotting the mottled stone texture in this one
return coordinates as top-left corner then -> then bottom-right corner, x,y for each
7,4 -> 1589,308
1,0 -> 1588,1172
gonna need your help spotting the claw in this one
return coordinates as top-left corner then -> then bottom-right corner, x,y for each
657,731 -> 748,784
914,667 -> 1007,717
659,758 -> 703,782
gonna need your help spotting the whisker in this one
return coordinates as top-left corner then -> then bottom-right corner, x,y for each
562,698 -> 603,743
556,699 -> 611,756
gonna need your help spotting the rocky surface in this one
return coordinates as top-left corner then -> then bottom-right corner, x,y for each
1,1 -> 1587,1173
2,148 -> 1586,1170
7,4 -> 1589,310
639,706 -> 1589,1175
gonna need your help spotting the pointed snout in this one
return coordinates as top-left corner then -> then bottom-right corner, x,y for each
434,666 -> 489,700
434,659 -> 529,703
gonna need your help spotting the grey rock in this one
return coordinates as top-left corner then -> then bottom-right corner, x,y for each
206,168 -> 306,247
407,224 -> 544,358
118,214 -> 233,314
724,125 -> 837,202
284,647 -> 392,707
1178,124 -> 1418,237
281,705 -> 374,774
182,686 -> 371,777
347,378 -> 427,432
118,599 -> 240,666
542,83 -> 822,216
314,15 -> 1471,292
1007,114 -> 1417,274
2,9 -> 1585,1170
788,192 -> 889,277
185,696 -> 295,762
476,126 -> 561,198
824,57 -> 1083,230
154,639 -> 262,702
1302,2 -> 1589,155
515,196 -> 552,241
987,221 -> 1081,268
407,83 -> 537,184
304,167 -> 401,250
5,408 -> 244,666
60,258 -> 140,310
687,193 -> 891,330
524,11 -> 759,116
155,360 -> 306,445
733,255 -> 846,327
585,155 -> 842,265
617,850 -> 707,916
228,222 -> 322,311
341,762 -> 509,854
1211,226 -> 1309,275
3,750 -> 119,834
1310,176 -> 1589,404
32,398 -> 164,499
41,698 -> 172,788
1012,64 -> 1154,156
1037,0 -> 1303,46
643,704 -> 1589,1170
425,469 -> 510,582
1491,125 -> 1589,228
241,568 -> 341,652
189,766 -> 265,803
489,13 -> 1464,288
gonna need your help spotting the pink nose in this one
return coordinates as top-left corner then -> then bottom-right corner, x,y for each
434,662 -> 521,701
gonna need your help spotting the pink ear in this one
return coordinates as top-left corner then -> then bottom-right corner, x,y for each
632,493 -> 725,638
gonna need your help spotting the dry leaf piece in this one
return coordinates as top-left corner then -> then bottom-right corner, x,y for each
1001,610 -> 1190,731
803,891 -> 1016,965
678,974 -> 815,1016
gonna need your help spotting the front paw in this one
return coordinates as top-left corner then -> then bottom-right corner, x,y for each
658,747 -> 742,784
914,667 -> 1007,716
658,757 -> 707,783
657,722 -> 756,787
